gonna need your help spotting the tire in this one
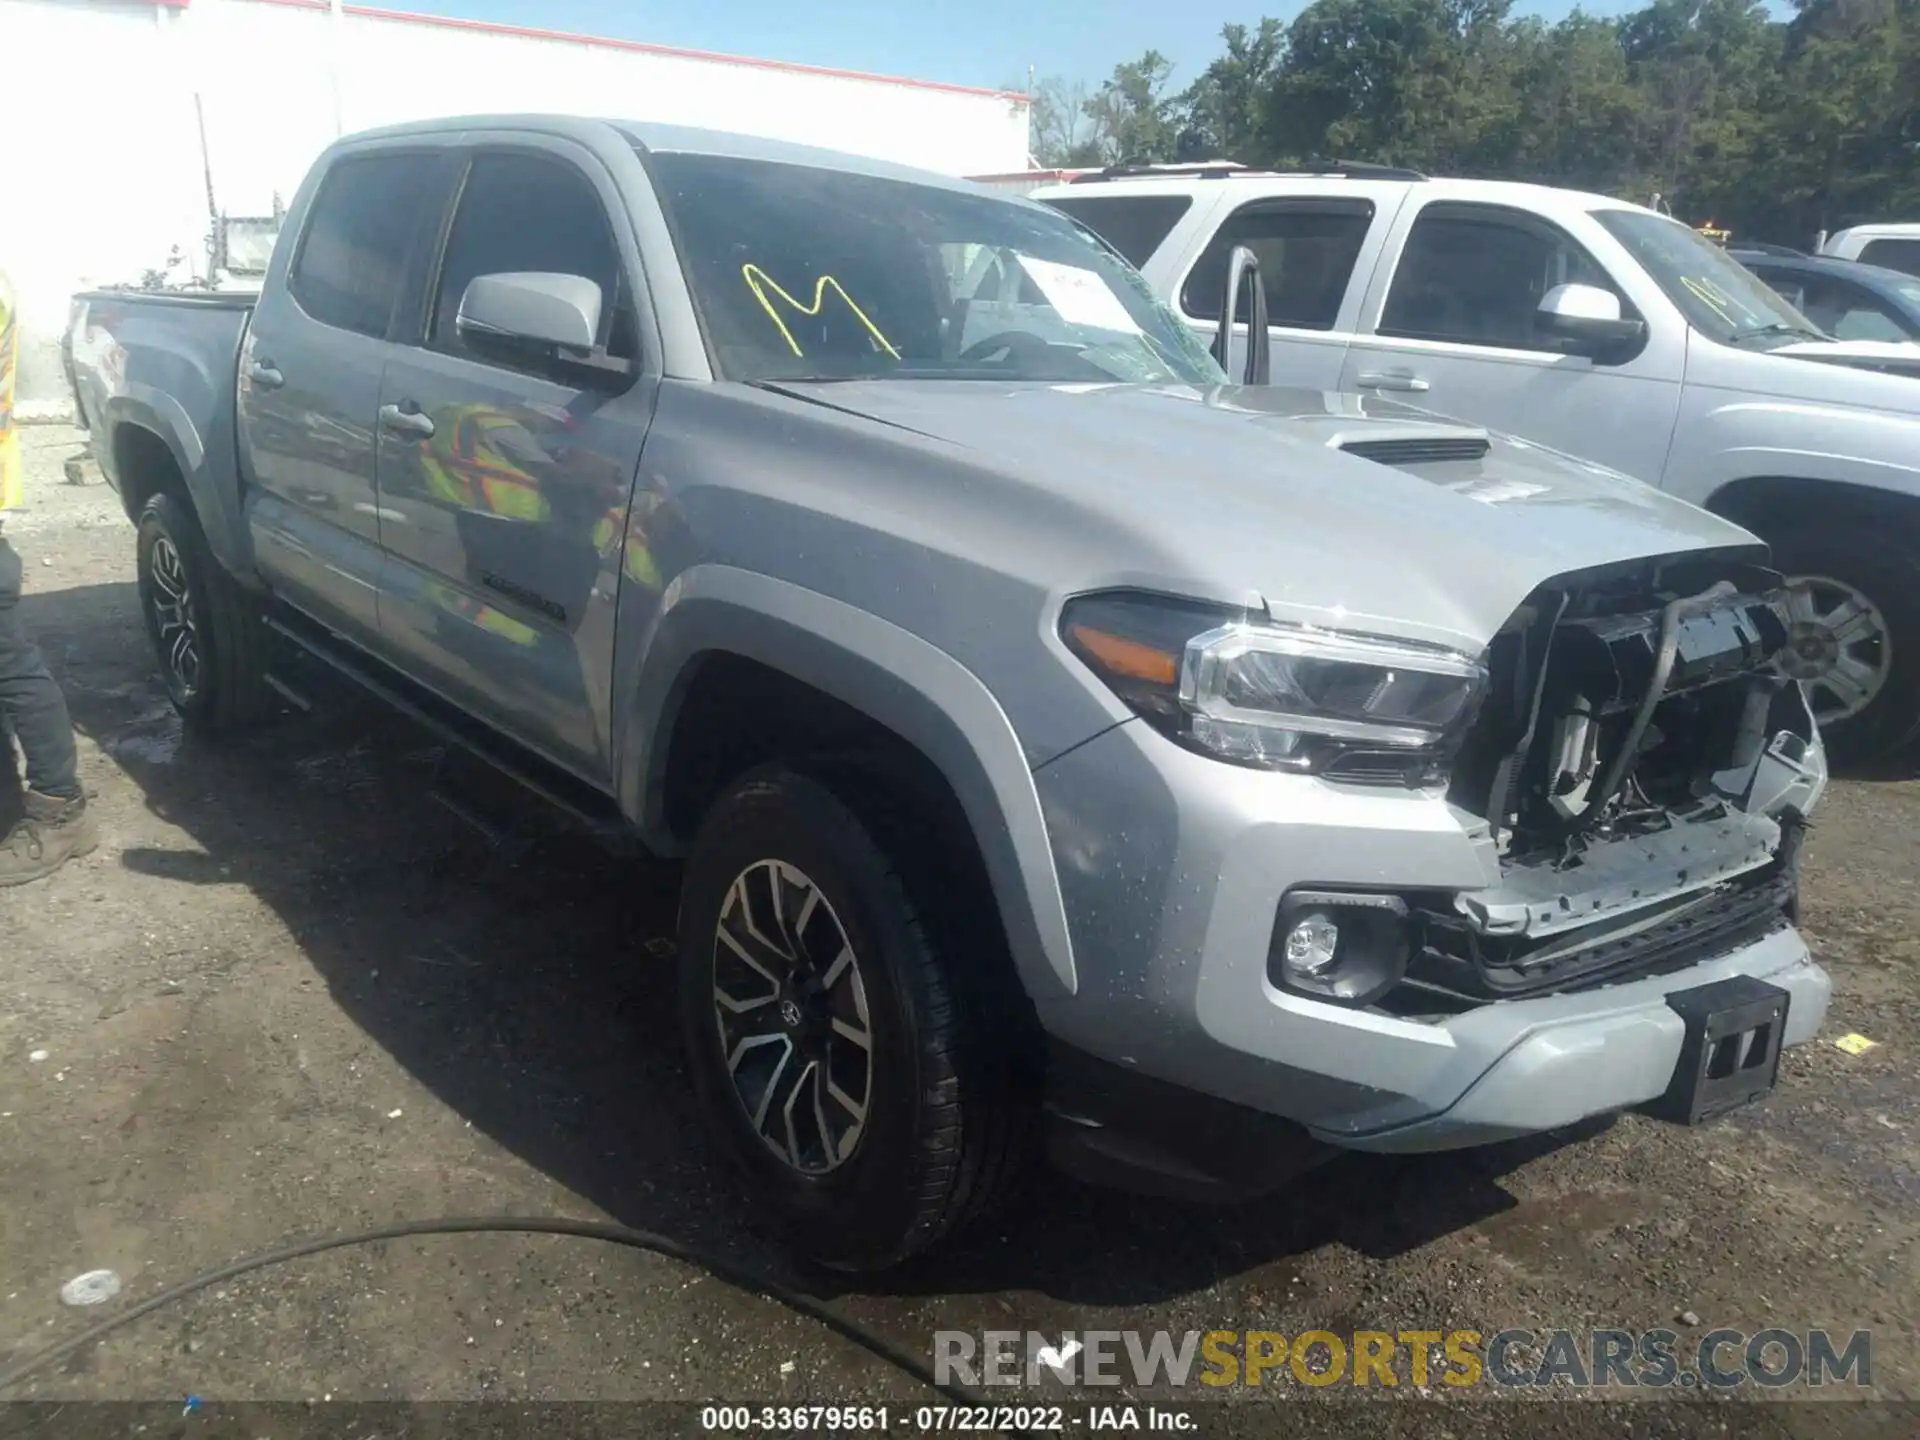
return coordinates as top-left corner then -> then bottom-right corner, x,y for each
136,492 -> 276,732
1762,517 -> 1920,765
676,764 -> 1035,1270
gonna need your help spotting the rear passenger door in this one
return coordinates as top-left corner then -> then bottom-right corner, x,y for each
1339,199 -> 1683,482
373,139 -> 656,783
240,147 -> 450,644
1173,195 -> 1392,388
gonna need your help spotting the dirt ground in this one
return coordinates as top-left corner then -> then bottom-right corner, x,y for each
0,424 -> 1915,1435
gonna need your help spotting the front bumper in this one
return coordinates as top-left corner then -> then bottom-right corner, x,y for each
1030,719 -> 1829,1155
1322,927 -> 1826,1151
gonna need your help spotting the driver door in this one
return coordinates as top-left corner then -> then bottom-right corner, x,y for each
1339,199 -> 1683,483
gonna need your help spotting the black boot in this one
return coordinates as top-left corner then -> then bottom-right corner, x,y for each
0,791 -> 98,887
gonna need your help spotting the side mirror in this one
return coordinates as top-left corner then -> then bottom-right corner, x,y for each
1209,244 -> 1270,385
1536,282 -> 1646,360
457,271 -> 602,354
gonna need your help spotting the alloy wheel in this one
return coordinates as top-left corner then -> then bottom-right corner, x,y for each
711,859 -> 873,1175
1778,574 -> 1892,726
148,534 -> 202,700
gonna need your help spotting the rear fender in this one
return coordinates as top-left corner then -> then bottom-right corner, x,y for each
106,392 -> 255,578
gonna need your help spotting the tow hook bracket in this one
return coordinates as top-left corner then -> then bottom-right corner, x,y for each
1645,974 -> 1790,1125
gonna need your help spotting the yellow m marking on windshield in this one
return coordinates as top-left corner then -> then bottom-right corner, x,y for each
1680,274 -> 1736,328
742,264 -> 900,360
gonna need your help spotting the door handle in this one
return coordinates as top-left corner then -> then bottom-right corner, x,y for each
1355,370 -> 1430,393
247,360 -> 285,390
378,402 -> 436,439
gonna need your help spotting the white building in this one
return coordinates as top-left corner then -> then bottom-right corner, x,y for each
0,0 -> 1032,413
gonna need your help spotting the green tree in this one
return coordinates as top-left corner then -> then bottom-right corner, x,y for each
1497,16 -> 1645,195
1175,20 -> 1287,161
1029,77 -> 1105,168
1619,0 -> 1780,221
1264,0 -> 1529,170
1082,51 -> 1182,165
1038,0 -> 1920,245
1763,0 -> 1920,239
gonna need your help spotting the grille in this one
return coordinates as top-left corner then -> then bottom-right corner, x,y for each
1400,837 -> 1801,1003
1340,436 -> 1491,466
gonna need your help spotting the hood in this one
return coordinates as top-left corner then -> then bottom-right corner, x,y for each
1771,337 -> 1920,380
1688,331 -> 1920,413
769,380 -> 1763,651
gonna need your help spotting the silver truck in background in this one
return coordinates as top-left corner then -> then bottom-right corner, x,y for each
66,116 -> 1830,1268
1041,166 -> 1920,763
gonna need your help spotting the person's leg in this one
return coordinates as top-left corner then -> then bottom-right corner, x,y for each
0,531 -> 94,885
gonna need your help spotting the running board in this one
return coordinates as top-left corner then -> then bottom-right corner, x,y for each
263,672 -> 313,713
428,774 -> 537,858
263,609 -> 633,848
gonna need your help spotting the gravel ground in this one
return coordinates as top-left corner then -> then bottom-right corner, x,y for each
0,425 -> 1914,1437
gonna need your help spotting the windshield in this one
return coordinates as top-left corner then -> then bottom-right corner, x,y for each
644,151 -> 1226,386
1594,209 -> 1824,346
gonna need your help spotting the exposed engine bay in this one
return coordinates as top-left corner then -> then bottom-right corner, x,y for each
1416,553 -> 1823,1003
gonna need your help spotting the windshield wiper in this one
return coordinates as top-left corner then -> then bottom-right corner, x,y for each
1728,322 -> 1826,344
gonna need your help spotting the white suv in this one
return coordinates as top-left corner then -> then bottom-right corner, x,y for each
1037,165 -> 1920,761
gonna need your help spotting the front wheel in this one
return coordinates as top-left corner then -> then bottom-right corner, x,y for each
136,492 -> 275,732
676,765 -> 1032,1270
1763,517 -> 1920,764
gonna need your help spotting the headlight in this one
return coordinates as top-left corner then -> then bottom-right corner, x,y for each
1061,591 -> 1485,783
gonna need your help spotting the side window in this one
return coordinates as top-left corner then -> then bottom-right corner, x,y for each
1039,195 -> 1192,269
1797,276 -> 1909,342
430,151 -> 636,365
1380,203 -> 1626,351
1750,266 -> 1807,311
1180,200 -> 1374,329
1858,238 -> 1920,278
288,154 -> 438,337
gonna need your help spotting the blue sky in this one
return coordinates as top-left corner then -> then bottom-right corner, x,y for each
404,0 -> 1663,94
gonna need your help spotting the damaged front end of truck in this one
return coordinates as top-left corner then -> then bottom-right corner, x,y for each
1406,552 -> 1824,1009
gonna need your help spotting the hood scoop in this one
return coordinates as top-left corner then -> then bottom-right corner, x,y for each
1339,435 -> 1492,466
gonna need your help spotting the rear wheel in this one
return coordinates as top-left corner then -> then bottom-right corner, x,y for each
676,764 -> 1034,1270
1762,518 -> 1920,764
136,492 -> 275,732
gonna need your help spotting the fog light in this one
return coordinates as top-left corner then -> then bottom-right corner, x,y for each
1283,912 -> 1341,977
1270,891 -> 1413,1007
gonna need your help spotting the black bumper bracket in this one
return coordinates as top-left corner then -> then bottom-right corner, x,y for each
1645,974 -> 1790,1125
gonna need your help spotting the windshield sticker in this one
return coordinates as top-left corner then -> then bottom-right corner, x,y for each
741,264 -> 901,360
1017,257 -> 1144,336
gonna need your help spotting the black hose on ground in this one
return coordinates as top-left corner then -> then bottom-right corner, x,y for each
0,1215 -> 984,1409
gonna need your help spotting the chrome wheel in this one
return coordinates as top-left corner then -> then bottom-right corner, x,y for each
148,534 -> 201,700
1778,574 -> 1892,726
711,860 -> 872,1175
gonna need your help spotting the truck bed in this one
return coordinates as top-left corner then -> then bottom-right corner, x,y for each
65,287 -> 257,575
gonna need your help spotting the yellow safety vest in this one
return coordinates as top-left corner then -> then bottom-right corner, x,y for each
0,269 -> 20,512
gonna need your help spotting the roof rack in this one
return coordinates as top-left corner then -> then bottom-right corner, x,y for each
1300,157 -> 1428,180
1067,162 -> 1250,184
1065,156 -> 1427,185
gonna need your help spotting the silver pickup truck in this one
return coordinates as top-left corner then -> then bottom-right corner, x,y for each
66,115 -> 1830,1269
